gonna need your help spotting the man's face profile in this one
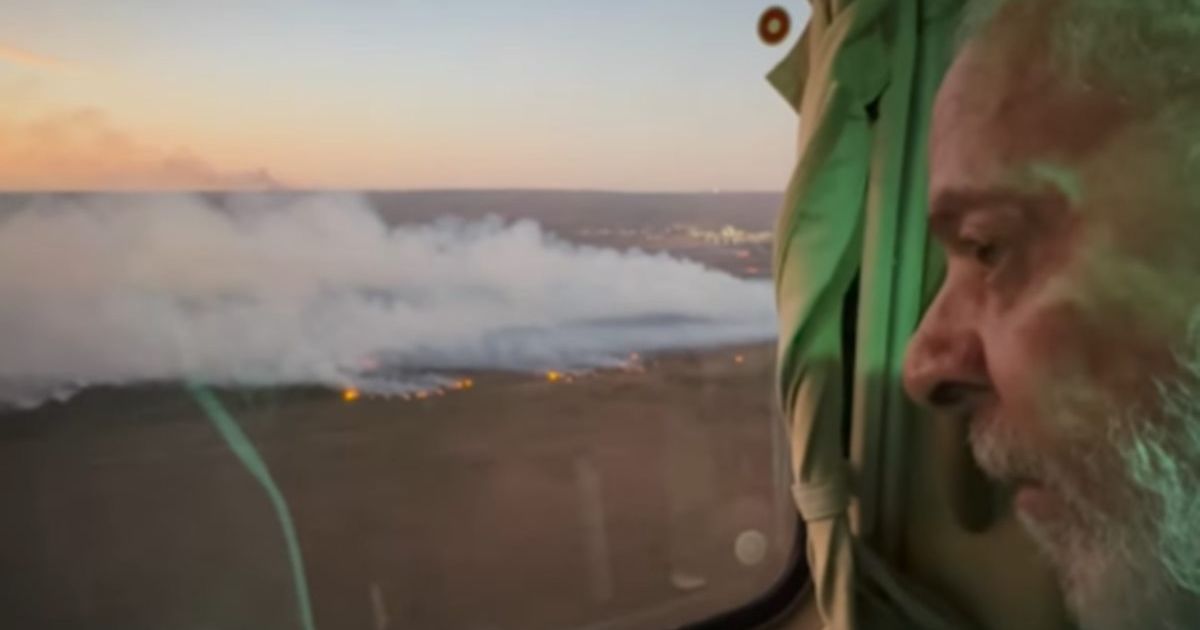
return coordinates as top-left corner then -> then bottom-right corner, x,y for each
903,1 -> 1200,628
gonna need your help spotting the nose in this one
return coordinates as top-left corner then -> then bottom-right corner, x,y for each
902,285 -> 990,414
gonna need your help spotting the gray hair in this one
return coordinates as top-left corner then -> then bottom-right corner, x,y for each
956,0 -> 1200,176
957,0 -> 1200,107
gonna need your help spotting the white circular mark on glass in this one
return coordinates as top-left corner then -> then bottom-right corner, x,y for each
734,529 -> 768,566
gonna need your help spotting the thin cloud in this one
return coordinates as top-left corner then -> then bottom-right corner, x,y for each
0,43 -> 77,74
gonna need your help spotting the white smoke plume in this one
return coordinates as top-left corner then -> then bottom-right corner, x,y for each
0,193 -> 775,408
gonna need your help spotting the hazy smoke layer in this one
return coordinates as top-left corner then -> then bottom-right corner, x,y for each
0,193 -> 775,408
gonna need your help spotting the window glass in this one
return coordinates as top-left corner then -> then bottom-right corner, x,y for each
0,2 -> 807,628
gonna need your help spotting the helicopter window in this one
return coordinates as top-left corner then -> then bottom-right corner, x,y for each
0,2 -> 807,628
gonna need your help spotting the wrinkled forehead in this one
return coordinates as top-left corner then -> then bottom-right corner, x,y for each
930,26 -> 1131,198
929,25 -> 1200,279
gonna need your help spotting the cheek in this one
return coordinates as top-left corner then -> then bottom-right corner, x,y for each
984,260 -> 1185,444
982,286 -> 1168,515
982,296 -> 1103,446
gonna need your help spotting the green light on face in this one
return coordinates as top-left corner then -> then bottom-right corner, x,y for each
1028,161 -> 1084,205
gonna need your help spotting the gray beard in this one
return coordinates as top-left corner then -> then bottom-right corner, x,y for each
969,342 -> 1200,630
1103,355 -> 1200,630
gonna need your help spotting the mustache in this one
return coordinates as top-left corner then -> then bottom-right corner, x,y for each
968,416 -> 1050,486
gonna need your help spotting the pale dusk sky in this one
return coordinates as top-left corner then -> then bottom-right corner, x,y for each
0,1 -> 808,191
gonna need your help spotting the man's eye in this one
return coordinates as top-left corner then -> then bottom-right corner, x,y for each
968,239 -> 1003,267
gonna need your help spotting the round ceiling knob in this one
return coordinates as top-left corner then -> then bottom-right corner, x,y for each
758,6 -> 791,45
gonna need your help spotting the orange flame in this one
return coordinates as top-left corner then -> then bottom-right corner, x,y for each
546,370 -> 563,383
342,388 -> 360,402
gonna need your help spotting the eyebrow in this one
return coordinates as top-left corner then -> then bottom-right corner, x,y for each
927,187 -> 1060,243
929,189 -> 1025,239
